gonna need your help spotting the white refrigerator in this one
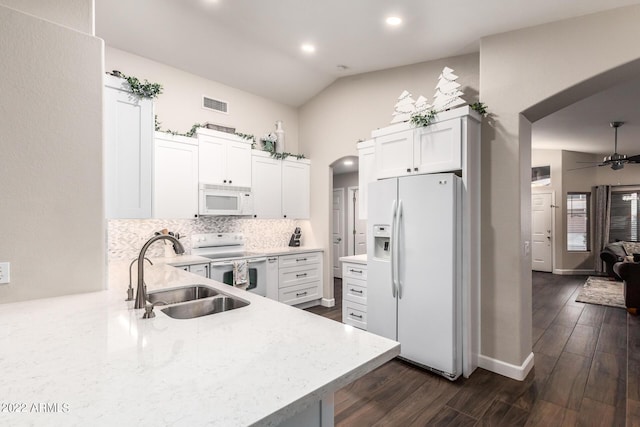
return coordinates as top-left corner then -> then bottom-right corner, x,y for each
367,173 -> 462,380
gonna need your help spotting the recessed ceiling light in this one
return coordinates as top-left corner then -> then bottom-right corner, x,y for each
386,16 -> 402,26
344,160 -> 354,166
301,44 -> 316,53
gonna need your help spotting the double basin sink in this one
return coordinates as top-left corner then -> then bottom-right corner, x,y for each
147,285 -> 249,319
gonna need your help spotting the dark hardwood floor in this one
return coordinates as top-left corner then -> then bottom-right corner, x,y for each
305,273 -> 640,426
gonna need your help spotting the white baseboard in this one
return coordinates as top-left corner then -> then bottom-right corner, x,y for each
478,352 -> 534,381
321,298 -> 335,308
553,268 -> 595,276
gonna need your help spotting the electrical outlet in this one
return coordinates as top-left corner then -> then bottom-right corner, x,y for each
0,262 -> 10,284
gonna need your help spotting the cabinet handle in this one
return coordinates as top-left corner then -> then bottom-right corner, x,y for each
229,180 -> 232,184
296,291 -> 308,297
350,289 -> 363,294
349,269 -> 363,274
406,168 -> 411,173
350,313 -> 363,319
414,167 -> 418,172
223,179 -> 227,183
194,214 -> 198,218
284,214 -> 287,218
254,215 -> 257,218
204,265 -> 209,277
296,258 -> 307,262
296,273 -> 308,278
268,257 -> 278,262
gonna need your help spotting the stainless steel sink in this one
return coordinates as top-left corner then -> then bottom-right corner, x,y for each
147,285 -> 219,305
161,296 -> 250,319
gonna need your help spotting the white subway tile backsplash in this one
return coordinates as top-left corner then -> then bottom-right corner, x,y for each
108,217 -> 299,261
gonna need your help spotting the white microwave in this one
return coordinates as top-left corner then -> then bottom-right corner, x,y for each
198,184 -> 254,216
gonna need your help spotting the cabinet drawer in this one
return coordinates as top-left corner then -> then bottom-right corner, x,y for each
279,282 -> 321,306
343,263 -> 367,280
279,265 -> 320,289
343,301 -> 367,330
279,252 -> 321,268
343,279 -> 367,305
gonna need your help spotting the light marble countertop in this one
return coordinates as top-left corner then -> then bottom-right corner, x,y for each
0,260 -> 398,426
339,254 -> 367,265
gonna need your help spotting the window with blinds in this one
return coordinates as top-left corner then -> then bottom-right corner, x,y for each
567,193 -> 590,251
610,189 -> 639,242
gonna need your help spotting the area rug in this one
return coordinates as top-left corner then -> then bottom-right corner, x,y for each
575,276 -> 625,308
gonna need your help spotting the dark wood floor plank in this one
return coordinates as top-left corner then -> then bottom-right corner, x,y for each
477,399 -> 529,426
532,306 -> 562,330
596,322 -> 627,356
533,324 -> 573,358
532,327 -> 545,346
524,400 -> 578,427
603,306 -> 627,326
496,353 -> 557,412
628,314 -> 640,362
423,406 -> 477,427
628,358 -> 640,402
563,324 -> 600,358
583,351 -> 626,407
540,352 -> 590,410
577,304 -> 606,327
552,305 -> 584,328
576,397 -> 616,427
628,399 -> 640,427
445,368 -> 506,419
371,377 -> 460,427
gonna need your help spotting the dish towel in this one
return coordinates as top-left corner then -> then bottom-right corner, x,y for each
233,260 -> 248,287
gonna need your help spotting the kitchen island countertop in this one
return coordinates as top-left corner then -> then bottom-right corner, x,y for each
0,261 -> 398,426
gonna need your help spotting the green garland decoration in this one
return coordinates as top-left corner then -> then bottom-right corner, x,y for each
410,109 -> 438,127
470,102 -> 488,117
108,70 -> 163,99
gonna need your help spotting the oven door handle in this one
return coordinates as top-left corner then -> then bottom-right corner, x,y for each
247,257 -> 267,263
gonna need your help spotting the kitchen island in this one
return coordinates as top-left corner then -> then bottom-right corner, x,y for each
0,261 -> 399,426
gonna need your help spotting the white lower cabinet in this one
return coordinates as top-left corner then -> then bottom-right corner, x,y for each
175,262 -> 209,278
266,256 -> 279,300
342,262 -> 368,330
277,252 -> 323,307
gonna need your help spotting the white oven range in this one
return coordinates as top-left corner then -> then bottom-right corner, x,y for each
191,233 -> 266,296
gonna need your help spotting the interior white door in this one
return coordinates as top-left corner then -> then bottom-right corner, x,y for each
532,192 -> 553,272
332,188 -> 345,278
347,187 -> 367,256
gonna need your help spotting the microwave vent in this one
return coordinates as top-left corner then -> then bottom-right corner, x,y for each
202,95 -> 228,113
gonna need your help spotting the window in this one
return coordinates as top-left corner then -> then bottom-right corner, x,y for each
609,188 -> 640,242
567,193 -> 590,251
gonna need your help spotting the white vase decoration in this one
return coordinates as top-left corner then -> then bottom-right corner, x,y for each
432,67 -> 466,112
390,90 -> 416,124
275,120 -> 285,153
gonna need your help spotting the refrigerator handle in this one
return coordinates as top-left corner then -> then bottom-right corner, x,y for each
390,200 -> 397,298
395,199 -> 403,299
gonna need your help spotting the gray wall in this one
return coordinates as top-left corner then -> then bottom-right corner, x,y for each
0,0 -> 94,34
480,4 -> 640,366
0,3 -> 105,303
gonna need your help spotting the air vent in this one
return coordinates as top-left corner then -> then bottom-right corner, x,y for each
202,95 -> 228,114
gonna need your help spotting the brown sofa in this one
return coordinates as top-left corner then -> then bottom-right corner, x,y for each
613,261 -> 640,312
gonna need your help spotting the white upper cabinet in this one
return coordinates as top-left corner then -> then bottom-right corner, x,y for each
357,139 -> 376,220
197,128 -> 252,187
374,129 -> 414,179
373,109 -> 468,179
282,158 -> 310,219
251,152 -> 282,219
251,151 -> 310,219
153,132 -> 199,219
104,75 -> 153,219
414,117 -> 462,174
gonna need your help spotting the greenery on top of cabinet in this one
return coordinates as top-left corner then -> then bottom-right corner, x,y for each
108,70 -> 163,99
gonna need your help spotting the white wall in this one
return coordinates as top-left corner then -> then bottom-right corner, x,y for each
299,53 -> 479,300
480,4 -> 640,367
0,0 -> 93,34
105,47 -> 300,155
0,5 -> 104,303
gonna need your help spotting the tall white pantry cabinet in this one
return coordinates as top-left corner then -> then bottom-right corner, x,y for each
104,75 -> 154,219
357,105 -> 481,378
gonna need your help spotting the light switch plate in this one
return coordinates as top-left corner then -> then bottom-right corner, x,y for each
0,262 -> 10,284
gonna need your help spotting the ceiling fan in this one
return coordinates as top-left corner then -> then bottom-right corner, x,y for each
571,121 -> 640,171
